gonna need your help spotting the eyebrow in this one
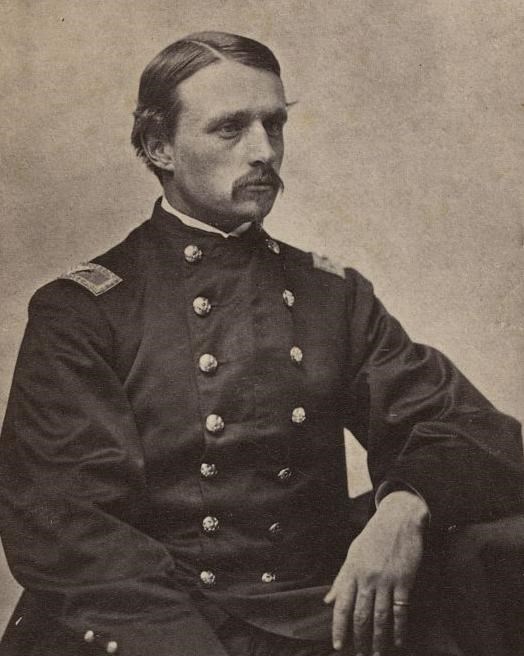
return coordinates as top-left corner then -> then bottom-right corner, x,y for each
205,107 -> 289,133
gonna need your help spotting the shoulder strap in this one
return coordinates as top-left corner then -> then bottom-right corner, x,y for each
311,252 -> 346,279
59,262 -> 122,296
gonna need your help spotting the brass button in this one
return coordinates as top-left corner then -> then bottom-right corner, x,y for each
193,296 -> 212,316
205,414 -> 224,434
266,239 -> 280,254
291,407 -> 306,424
202,516 -> 219,533
106,642 -> 118,654
268,522 -> 283,539
184,244 -> 203,263
290,346 -> 303,364
200,463 -> 218,478
84,631 -> 95,644
199,353 -> 218,374
200,570 -> 216,586
277,467 -> 293,482
261,572 -> 277,583
282,289 -> 295,307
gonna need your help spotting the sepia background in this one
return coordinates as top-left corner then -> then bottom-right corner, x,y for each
1,0 -> 522,631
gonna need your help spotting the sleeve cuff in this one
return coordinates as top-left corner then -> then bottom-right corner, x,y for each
375,480 -> 432,526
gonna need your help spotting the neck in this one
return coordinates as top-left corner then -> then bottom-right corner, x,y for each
160,196 -> 253,239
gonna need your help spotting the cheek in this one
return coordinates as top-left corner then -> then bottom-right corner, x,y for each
178,147 -> 213,179
174,137 -> 242,197
175,155 -> 219,196
275,139 -> 285,167
198,156 -> 240,193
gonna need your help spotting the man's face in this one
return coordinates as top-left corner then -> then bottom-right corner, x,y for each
161,60 -> 287,231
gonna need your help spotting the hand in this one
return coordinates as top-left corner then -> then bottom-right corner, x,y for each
324,490 -> 428,656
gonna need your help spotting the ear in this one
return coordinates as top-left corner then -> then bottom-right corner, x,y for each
141,133 -> 176,173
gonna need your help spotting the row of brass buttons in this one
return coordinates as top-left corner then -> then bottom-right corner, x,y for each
83,631 -> 118,654
198,347 -> 301,377
204,406 -> 306,435
199,570 -> 278,586
184,237 -> 280,268
201,516 -> 283,537
200,463 -> 293,483
192,290 -> 296,318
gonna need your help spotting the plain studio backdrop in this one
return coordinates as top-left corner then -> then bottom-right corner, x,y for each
0,0 -> 522,631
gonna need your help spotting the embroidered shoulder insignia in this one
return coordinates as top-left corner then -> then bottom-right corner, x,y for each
311,252 -> 346,279
59,262 -> 123,296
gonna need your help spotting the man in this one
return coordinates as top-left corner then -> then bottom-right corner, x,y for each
0,31 -> 521,656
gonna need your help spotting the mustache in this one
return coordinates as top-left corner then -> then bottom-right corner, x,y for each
232,167 -> 285,195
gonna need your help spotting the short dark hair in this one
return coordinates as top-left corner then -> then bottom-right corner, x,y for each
131,31 -> 281,182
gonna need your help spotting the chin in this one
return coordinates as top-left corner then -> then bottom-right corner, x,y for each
236,199 -> 276,223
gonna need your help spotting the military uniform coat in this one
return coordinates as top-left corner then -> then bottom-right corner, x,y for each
0,200 -> 522,656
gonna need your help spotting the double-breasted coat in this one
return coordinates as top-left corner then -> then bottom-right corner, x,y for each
0,200 -> 522,656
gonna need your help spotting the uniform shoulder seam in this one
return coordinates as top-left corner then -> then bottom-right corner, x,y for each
311,252 -> 346,279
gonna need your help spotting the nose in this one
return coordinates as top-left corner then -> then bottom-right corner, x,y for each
246,121 -> 277,167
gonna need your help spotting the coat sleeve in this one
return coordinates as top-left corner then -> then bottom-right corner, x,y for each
343,269 -> 523,530
0,283 -> 228,656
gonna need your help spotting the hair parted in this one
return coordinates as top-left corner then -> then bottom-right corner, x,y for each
131,31 -> 281,182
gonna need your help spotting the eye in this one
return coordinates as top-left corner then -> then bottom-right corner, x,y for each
264,118 -> 285,138
217,121 -> 243,139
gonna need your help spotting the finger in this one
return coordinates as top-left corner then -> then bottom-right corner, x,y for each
371,589 -> 392,656
352,588 -> 374,656
324,586 -> 336,604
331,580 -> 357,650
392,588 -> 411,648
324,571 -> 344,604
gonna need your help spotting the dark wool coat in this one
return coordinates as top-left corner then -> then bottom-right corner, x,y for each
0,200 -> 522,656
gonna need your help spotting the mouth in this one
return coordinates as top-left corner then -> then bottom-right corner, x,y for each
241,183 -> 276,191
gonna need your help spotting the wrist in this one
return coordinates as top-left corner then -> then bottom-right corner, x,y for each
377,490 -> 430,530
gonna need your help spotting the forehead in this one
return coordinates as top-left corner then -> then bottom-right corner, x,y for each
176,60 -> 287,124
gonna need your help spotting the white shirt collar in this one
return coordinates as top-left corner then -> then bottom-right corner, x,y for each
161,196 -> 253,238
